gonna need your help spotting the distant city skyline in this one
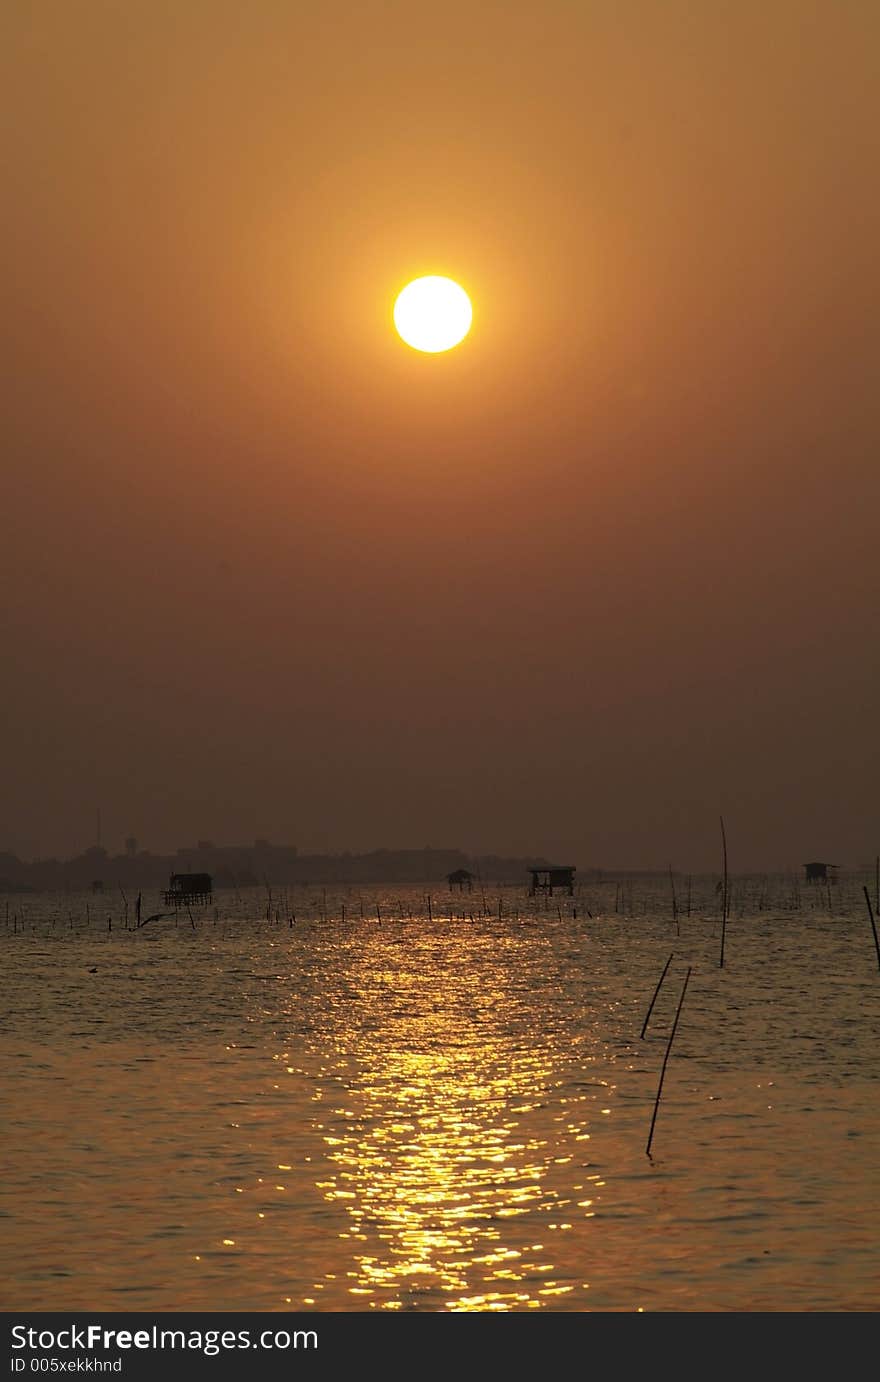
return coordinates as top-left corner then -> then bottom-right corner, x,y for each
3,826 -> 873,879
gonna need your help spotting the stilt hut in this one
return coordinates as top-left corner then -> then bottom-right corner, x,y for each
803,861 -> 838,884
528,866 -> 575,896
447,868 -> 474,891
163,872 -> 213,906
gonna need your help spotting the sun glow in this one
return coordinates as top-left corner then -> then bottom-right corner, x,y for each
393,276 -> 472,353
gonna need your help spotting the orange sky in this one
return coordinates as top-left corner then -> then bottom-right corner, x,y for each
2,1 -> 879,868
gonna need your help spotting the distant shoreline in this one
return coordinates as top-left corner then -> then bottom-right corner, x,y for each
0,841 -> 869,892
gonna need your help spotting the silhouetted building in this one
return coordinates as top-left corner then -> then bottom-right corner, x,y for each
529,866 -> 575,896
447,868 -> 474,891
163,872 -> 213,906
804,861 -> 838,883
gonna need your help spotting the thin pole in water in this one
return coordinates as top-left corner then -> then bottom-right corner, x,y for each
863,887 -> 880,971
646,966 -> 692,1158
719,816 -> 729,968
668,865 -> 679,936
640,952 -> 674,1040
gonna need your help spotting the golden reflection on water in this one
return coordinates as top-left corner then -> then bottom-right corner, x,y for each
5,892 -> 880,1311
299,932 -> 602,1310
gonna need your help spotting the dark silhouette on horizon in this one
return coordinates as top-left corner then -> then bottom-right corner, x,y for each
0,842 -> 555,892
163,872 -> 213,907
529,866 -> 576,897
447,868 -> 474,891
804,861 -> 839,884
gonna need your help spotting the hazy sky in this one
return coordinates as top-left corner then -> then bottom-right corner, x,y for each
2,1 -> 878,870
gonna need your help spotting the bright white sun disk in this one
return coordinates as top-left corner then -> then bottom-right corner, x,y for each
393,276 -> 472,353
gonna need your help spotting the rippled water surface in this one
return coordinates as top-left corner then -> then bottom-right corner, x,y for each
2,877 -> 879,1311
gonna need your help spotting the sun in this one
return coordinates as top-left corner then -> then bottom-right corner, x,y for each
393,276 -> 472,353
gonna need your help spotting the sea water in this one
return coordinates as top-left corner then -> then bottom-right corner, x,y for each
2,876 -> 878,1311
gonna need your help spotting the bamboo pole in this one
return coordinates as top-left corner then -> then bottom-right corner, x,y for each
863,887 -> 880,971
640,952 -> 674,1040
668,865 -> 679,935
719,816 -> 729,968
646,966 -> 692,1157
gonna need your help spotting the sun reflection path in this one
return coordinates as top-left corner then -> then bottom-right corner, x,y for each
297,930 -> 613,1311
